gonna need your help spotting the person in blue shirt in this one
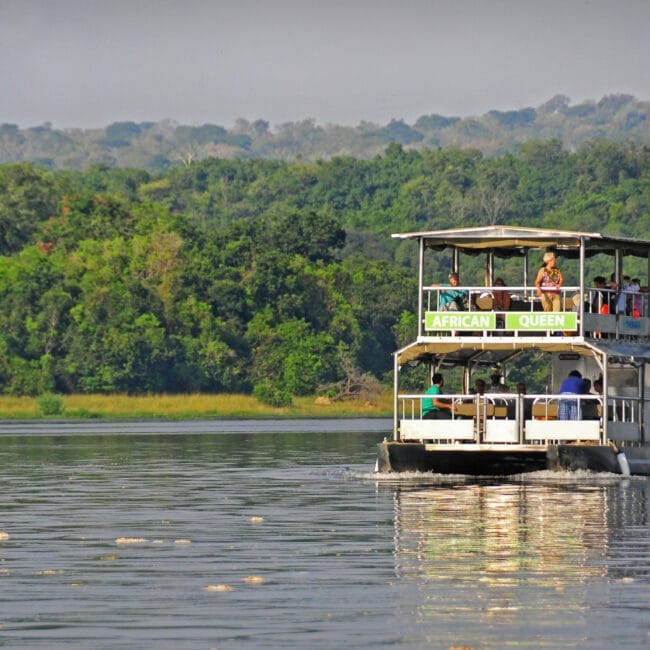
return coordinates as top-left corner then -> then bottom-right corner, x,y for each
438,272 -> 468,311
558,370 -> 588,420
422,373 -> 455,419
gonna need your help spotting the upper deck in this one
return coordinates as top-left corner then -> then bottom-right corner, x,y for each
393,226 -> 650,367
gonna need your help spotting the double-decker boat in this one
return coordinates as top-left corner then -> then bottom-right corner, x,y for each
377,226 -> 650,476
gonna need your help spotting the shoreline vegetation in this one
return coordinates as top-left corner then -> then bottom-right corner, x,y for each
0,392 -> 393,420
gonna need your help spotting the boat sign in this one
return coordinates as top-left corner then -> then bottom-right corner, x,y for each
424,311 -> 577,331
425,312 -> 496,330
505,312 -> 577,330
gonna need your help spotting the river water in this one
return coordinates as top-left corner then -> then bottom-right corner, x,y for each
0,419 -> 649,649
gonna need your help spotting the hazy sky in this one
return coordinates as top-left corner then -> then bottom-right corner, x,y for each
1,0 -> 649,129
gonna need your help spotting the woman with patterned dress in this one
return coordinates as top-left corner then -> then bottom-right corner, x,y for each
535,251 -> 563,312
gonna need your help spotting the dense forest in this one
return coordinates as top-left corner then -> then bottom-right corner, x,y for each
1,94 -> 649,171
0,136 -> 649,402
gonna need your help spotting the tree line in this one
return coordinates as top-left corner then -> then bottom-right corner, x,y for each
0,94 -> 648,171
0,137 -> 649,401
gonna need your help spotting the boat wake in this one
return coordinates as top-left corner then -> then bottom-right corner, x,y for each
347,467 -> 638,485
508,468 -> 642,484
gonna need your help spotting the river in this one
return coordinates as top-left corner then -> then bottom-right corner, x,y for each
0,419 -> 648,648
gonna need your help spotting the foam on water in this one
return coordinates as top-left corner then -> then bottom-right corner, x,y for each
348,466 -> 636,486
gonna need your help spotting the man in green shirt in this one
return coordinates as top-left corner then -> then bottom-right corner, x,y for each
422,373 -> 454,419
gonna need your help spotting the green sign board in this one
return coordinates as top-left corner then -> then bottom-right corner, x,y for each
505,312 -> 577,330
424,311 -> 577,331
425,312 -> 496,330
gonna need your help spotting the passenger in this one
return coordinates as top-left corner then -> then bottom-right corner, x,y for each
422,372 -> 455,419
492,278 -> 511,311
627,278 -> 643,318
591,276 -> 608,313
592,376 -> 615,420
608,274 -> 628,314
437,272 -> 468,311
473,378 -> 486,396
558,370 -> 588,420
619,275 -> 631,314
582,378 -> 601,420
458,377 -> 488,417
461,378 -> 485,400
628,277 -> 642,316
518,382 -> 533,420
535,251 -> 563,312
488,373 -> 509,410
601,275 -> 616,313
489,373 -> 503,391
508,381 -> 532,419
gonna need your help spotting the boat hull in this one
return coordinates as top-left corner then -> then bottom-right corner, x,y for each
377,441 -> 625,476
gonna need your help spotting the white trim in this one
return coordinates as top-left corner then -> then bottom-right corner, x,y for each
400,419 -> 475,441
484,420 -> 519,443
524,420 -> 600,441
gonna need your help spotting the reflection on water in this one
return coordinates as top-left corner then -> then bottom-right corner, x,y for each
395,482 -> 611,584
0,425 -> 649,648
392,482 -> 616,646
383,472 -> 650,648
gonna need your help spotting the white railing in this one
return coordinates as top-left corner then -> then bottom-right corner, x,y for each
423,284 -> 581,313
585,287 -> 648,316
397,392 -> 611,444
420,284 -> 650,341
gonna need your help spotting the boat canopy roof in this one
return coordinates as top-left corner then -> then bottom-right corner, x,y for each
392,226 -> 650,259
396,338 -> 650,370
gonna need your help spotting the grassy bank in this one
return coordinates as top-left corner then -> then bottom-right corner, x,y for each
0,392 -> 393,420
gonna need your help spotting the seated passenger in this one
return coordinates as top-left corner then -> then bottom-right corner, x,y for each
518,382 -> 533,420
592,377 -> 615,420
422,373 -> 455,419
472,378 -> 486,396
492,278 -> 511,311
582,378 -> 601,420
437,272 -> 468,311
462,378 -> 486,404
507,381 -> 532,420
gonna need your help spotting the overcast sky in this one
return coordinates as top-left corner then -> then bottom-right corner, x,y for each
1,0 -> 649,130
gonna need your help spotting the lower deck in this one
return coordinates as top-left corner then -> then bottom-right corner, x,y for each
397,392 -> 642,445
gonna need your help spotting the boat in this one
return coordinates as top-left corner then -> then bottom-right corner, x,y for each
377,226 -> 650,476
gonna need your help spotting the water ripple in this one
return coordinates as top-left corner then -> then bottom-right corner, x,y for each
0,427 -> 648,648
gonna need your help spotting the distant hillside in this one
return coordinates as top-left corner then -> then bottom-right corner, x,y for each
1,94 -> 648,171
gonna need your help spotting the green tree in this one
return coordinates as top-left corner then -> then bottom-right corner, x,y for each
515,140 -> 575,221
0,163 -> 57,254
261,209 -> 345,262
471,156 -> 518,225
247,316 -> 340,396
